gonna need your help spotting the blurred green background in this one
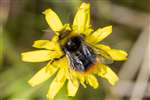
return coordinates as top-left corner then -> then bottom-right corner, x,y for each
1,0 -> 150,100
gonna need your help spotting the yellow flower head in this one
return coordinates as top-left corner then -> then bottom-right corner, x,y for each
21,2 -> 128,100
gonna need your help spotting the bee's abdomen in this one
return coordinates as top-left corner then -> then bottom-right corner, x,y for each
77,45 -> 96,70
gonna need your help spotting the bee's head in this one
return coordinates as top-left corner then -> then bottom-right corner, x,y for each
58,29 -> 84,49
64,36 -> 83,51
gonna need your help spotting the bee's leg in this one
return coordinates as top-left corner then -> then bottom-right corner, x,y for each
50,55 -> 65,64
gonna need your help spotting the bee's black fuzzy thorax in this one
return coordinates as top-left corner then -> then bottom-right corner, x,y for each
63,36 -> 97,72
64,36 -> 83,51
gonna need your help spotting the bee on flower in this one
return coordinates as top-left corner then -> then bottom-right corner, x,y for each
21,2 -> 127,100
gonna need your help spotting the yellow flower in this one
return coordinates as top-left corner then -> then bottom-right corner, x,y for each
21,2 -> 127,100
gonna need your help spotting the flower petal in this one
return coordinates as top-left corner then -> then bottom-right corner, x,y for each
83,28 -> 94,36
94,44 -> 128,61
107,49 -> 128,61
93,44 -> 112,59
86,75 -> 99,89
78,74 -> 86,88
28,63 -> 57,87
95,44 -> 111,50
67,78 -> 79,96
47,69 -> 66,99
71,71 -> 87,88
21,50 -> 63,62
73,3 -> 90,33
86,26 -> 112,43
97,64 -> 119,85
43,9 -> 63,32
52,57 -> 68,68
32,40 -> 60,50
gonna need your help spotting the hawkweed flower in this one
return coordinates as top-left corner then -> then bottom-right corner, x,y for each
21,2 -> 127,100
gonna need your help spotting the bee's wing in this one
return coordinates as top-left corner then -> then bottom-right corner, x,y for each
94,49 -> 114,64
86,44 -> 114,64
81,44 -> 96,62
98,55 -> 114,64
65,50 -> 85,71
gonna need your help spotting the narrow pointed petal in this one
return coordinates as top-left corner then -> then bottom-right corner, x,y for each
73,3 -> 90,33
43,9 -> 63,32
32,40 -> 60,50
21,50 -> 63,62
47,69 -> 66,99
86,26 -> 112,43
97,64 -> 119,85
67,78 -> 79,96
28,64 -> 57,87
86,75 -> 99,89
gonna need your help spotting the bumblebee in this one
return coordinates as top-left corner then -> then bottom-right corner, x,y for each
63,35 -> 97,72
52,30 -> 112,73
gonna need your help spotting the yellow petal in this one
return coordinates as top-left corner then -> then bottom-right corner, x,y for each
51,35 -> 59,42
28,64 -> 57,87
32,40 -> 60,50
86,26 -> 112,43
86,75 -> 99,89
83,28 -> 94,36
78,74 -> 86,88
95,44 -> 111,51
43,9 -> 63,32
97,64 -> 119,85
94,44 -> 128,61
63,23 -> 71,31
107,49 -> 128,61
47,69 -> 66,99
67,78 -> 79,96
73,3 -> 90,33
94,44 -> 112,59
71,71 -> 87,88
21,50 -> 63,62
52,56 -> 68,69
